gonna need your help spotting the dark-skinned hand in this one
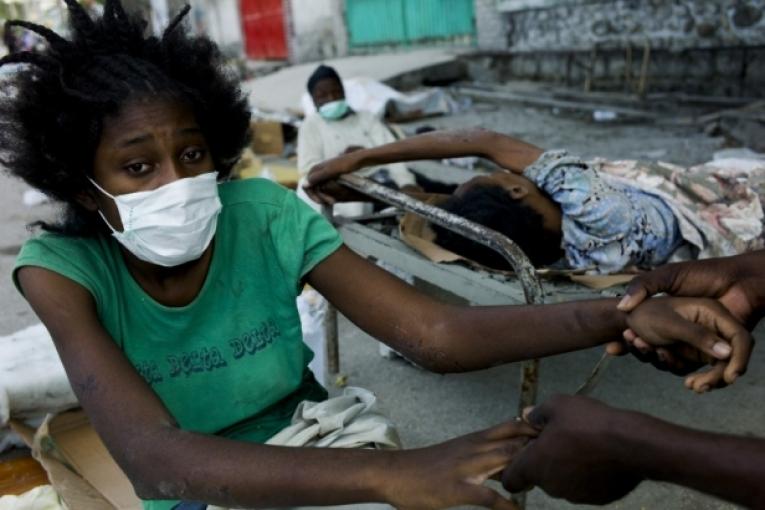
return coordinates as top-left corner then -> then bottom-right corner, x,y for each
502,395 -> 644,505
623,297 -> 753,392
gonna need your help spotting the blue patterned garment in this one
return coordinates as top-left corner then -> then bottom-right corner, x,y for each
523,150 -> 683,274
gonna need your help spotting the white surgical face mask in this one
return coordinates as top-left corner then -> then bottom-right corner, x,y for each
89,172 -> 222,267
318,99 -> 349,121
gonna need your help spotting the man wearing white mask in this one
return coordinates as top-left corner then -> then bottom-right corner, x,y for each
296,65 -> 421,360
296,64 -> 418,211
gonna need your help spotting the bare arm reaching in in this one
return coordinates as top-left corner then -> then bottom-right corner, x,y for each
502,394 -> 765,508
611,250 -> 765,392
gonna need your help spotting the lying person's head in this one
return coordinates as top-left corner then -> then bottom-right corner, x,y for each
0,0 -> 251,238
306,64 -> 348,120
433,173 -> 564,268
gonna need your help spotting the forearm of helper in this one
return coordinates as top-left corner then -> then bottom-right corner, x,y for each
622,412 -> 765,508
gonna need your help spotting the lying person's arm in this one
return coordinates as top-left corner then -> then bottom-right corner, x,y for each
502,395 -> 765,508
17,266 -> 534,510
304,128 -> 544,202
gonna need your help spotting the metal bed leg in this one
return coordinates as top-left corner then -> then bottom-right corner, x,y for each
325,302 -> 340,379
320,204 -> 341,382
335,176 -> 546,508
513,359 -> 540,507
519,359 -> 540,413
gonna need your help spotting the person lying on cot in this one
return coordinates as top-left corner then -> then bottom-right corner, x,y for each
500,251 -> 765,508
0,2 -> 753,509
304,128 -> 764,274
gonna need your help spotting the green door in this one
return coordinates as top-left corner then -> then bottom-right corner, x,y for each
346,0 -> 475,48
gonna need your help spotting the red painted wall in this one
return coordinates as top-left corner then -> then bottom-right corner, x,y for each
241,0 -> 288,59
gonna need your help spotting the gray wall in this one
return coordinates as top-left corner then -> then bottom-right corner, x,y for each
475,0 -> 510,50
472,0 -> 765,96
501,0 -> 765,52
287,0 -> 348,63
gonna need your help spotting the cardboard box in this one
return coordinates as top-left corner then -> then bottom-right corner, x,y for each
251,121 -> 284,156
233,149 -> 299,189
10,410 -> 141,509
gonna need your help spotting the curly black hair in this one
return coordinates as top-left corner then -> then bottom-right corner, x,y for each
432,185 -> 563,268
0,0 -> 251,236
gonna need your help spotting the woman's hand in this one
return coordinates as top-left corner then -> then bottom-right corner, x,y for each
384,420 -> 538,510
624,297 -> 754,392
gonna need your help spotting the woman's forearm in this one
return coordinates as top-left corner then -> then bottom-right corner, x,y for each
424,299 -> 627,373
310,249 -> 624,374
130,426 -> 393,506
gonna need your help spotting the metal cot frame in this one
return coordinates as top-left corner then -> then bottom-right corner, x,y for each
321,174 -> 623,415
315,169 -> 624,508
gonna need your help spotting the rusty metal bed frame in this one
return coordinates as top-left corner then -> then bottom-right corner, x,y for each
321,171 -> 622,410
310,157 -> 623,508
319,172 -> 622,507
325,173 -> 544,413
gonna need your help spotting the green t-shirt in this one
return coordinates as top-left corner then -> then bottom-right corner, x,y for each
13,179 -> 343,510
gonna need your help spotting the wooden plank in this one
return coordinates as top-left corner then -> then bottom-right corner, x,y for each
338,222 -> 624,305
455,85 -> 664,120
696,100 -> 765,124
0,455 -> 50,496
339,222 -> 528,305
646,92 -> 759,107
339,222 -> 622,304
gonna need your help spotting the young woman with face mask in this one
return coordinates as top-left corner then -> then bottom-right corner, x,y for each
1,2 -> 754,509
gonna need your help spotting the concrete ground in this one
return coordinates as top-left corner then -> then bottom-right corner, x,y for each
0,99 -> 762,509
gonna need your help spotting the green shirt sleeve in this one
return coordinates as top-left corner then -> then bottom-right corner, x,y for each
13,233 -> 106,306
272,189 -> 343,286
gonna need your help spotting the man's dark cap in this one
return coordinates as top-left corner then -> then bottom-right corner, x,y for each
307,64 -> 342,94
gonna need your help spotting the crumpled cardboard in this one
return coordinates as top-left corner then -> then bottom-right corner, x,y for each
10,411 -> 141,510
251,121 -> 284,156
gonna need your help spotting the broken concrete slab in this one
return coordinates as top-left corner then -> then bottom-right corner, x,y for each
242,49 -> 466,115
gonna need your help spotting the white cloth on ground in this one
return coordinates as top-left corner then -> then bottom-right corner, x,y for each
297,289 -> 329,387
265,387 -> 401,449
0,324 -> 77,430
0,485 -> 65,510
